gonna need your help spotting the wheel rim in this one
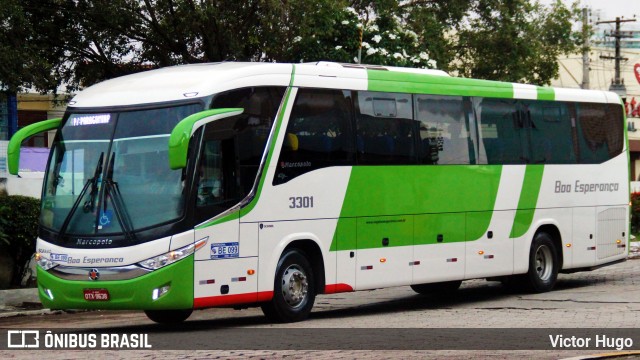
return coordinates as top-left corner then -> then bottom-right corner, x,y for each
535,244 -> 553,281
281,264 -> 309,309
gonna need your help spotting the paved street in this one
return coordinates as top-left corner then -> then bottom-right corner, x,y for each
1,257 -> 640,359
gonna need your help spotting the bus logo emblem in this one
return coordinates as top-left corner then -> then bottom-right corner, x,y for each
88,268 -> 100,281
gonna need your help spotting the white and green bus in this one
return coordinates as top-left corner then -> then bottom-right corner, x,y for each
8,62 -> 629,323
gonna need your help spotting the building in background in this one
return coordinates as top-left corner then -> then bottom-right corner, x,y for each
0,93 -> 66,197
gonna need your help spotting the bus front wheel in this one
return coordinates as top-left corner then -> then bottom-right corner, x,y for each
524,232 -> 559,293
144,309 -> 192,324
261,249 -> 316,323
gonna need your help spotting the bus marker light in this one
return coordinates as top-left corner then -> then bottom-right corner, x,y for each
247,269 -> 255,275
232,277 -> 247,282
447,258 -> 457,262
199,279 -> 215,285
566,243 -> 572,248
195,237 -> 209,251
484,254 -> 494,259
380,258 -> 386,263
152,285 -> 171,300
616,239 -> 622,244
478,251 -> 484,255
588,246 -> 596,250
361,265 -> 373,270
409,261 -> 420,266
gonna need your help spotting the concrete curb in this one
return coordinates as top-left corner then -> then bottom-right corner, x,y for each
0,308 -> 60,318
0,288 -> 39,307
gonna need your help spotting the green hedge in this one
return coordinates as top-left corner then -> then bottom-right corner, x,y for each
0,195 -> 40,287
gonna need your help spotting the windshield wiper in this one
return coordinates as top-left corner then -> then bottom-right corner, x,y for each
83,152 -> 104,213
103,155 -> 137,243
58,152 -> 104,242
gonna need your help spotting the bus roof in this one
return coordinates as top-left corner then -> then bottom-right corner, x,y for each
69,62 -> 621,108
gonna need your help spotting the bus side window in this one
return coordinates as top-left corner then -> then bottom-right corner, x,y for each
273,88 -> 354,185
355,91 -> 417,165
474,98 -> 526,165
414,94 -> 472,165
528,101 -> 575,164
576,103 -> 623,164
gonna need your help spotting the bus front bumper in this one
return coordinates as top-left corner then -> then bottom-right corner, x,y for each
37,255 -> 194,310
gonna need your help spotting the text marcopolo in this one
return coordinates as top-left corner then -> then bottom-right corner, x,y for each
554,180 -> 619,195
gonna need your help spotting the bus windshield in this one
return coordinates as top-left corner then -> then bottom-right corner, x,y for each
41,103 -> 202,238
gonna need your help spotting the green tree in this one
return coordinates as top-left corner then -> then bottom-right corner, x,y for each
0,0 -> 579,93
0,0 -> 75,93
454,0 -> 580,85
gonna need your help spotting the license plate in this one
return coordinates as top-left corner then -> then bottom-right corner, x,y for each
210,242 -> 239,259
83,289 -> 110,301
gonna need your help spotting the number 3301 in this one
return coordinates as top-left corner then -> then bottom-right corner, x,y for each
289,196 -> 314,208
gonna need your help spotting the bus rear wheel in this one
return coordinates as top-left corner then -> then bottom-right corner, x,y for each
144,309 -> 192,324
261,249 -> 316,323
523,232 -> 559,293
410,280 -> 462,296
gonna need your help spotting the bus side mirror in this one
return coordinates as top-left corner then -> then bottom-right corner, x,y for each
168,108 -> 243,170
7,118 -> 62,175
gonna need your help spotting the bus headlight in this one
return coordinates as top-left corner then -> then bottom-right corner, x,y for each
137,238 -> 208,270
35,253 -> 58,271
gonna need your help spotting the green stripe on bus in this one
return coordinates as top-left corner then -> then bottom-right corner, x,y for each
536,86 -> 554,101
367,70 -> 514,98
509,165 -> 545,238
331,165 -> 502,251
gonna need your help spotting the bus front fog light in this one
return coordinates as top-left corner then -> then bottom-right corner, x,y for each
152,285 -> 171,300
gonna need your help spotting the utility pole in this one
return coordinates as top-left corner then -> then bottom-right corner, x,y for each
581,8 -> 590,89
597,17 -> 636,97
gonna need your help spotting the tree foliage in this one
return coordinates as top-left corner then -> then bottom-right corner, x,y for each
454,0 -> 580,85
0,0 -> 580,93
0,195 -> 40,287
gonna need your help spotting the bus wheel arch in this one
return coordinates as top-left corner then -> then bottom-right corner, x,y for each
524,226 -> 562,293
261,239 -> 325,323
535,224 -> 563,270
281,239 -> 326,296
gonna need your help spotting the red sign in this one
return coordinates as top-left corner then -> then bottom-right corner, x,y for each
83,289 -> 110,301
635,63 -> 640,85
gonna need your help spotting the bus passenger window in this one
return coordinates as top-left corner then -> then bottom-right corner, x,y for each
474,98 -> 526,165
414,95 -> 472,165
355,91 -> 417,165
576,103 -> 623,164
274,89 -> 354,185
528,101 -> 575,164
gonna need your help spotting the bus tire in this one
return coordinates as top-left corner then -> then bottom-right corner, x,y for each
144,309 -> 192,324
261,249 -> 316,323
524,232 -> 559,293
410,280 -> 462,296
